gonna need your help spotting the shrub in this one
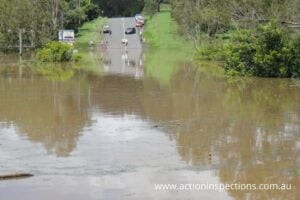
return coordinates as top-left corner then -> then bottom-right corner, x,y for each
73,54 -> 83,62
196,40 -> 226,61
253,22 -> 289,77
224,29 -> 256,76
36,41 -> 74,62
286,36 -> 300,77
224,21 -> 300,78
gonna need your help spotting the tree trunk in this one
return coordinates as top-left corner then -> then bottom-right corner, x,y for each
157,1 -> 160,12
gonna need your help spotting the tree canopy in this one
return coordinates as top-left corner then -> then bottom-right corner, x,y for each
170,0 -> 300,38
0,0 -> 101,50
92,0 -> 144,17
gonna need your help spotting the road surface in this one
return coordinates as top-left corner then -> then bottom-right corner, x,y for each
105,17 -> 142,49
101,17 -> 143,78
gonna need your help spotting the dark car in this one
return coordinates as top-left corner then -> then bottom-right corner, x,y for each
125,28 -> 136,34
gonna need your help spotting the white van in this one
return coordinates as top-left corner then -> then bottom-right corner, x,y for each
58,30 -> 75,45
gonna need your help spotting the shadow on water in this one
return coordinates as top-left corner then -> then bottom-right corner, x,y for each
0,50 -> 299,199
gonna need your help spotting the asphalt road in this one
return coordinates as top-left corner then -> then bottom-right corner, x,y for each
105,17 -> 142,49
101,17 -> 143,77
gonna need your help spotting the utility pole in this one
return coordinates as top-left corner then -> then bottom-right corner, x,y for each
19,29 -> 23,56
78,0 -> 81,26
61,11 -> 64,30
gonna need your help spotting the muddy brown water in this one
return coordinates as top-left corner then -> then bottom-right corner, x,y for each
0,54 -> 299,200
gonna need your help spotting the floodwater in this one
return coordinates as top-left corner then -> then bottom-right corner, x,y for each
0,50 -> 299,200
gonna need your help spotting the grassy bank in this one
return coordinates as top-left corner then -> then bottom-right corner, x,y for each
75,17 -> 107,50
72,17 -> 107,75
143,4 -> 194,85
144,5 -> 191,49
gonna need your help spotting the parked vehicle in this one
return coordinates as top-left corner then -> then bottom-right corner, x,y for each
58,30 -> 75,45
134,14 -> 143,21
135,14 -> 144,25
135,21 -> 143,28
125,28 -> 136,34
103,25 -> 112,34
138,19 -> 144,25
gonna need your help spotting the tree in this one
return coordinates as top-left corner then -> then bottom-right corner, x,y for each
169,0 -> 300,39
92,0 -> 144,17
144,0 -> 157,15
144,0 -> 166,15
0,0 -> 101,50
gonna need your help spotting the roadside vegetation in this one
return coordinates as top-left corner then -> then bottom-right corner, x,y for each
168,0 -> 300,78
74,17 -> 106,73
144,4 -> 189,49
36,42 -> 76,62
93,0 -> 144,17
143,4 -> 193,85
36,16 -> 106,63
34,16 -> 106,81
224,22 -> 300,77
2,0 -> 300,77
75,17 -> 107,50
0,0 -> 101,51
0,0 -> 144,52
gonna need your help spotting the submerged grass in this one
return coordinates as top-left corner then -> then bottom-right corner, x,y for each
73,17 -> 107,75
143,4 -> 194,85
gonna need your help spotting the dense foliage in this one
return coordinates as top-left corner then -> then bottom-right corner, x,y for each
170,0 -> 300,39
36,41 -> 76,62
0,0 -> 101,50
167,0 -> 300,77
224,22 -> 300,78
0,0 -> 149,51
93,0 -> 144,17
143,0 -> 165,15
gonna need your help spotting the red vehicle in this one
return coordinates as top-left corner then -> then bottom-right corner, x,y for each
135,21 -> 143,28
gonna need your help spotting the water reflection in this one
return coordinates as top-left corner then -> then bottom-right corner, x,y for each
34,64 -> 75,81
159,68 -> 300,199
102,47 -> 144,79
0,61 -> 299,199
0,74 -> 93,156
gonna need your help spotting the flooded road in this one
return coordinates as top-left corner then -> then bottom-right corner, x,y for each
0,51 -> 299,199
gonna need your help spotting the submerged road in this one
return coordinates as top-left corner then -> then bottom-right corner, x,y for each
102,17 -> 143,77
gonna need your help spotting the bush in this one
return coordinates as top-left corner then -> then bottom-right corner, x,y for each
285,35 -> 300,77
224,30 -> 256,76
196,39 -> 226,61
73,54 -> 82,62
224,21 -> 300,78
36,41 -> 74,62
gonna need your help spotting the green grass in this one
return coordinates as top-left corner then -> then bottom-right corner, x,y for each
143,4 -> 194,86
144,5 -> 192,50
72,17 -> 107,75
75,17 -> 107,50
